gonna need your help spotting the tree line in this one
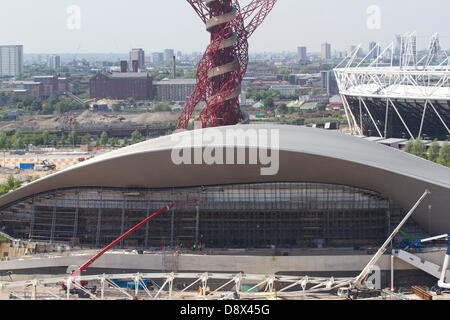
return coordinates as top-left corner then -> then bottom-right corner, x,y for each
0,93 -> 87,116
404,139 -> 450,167
0,129 -> 146,150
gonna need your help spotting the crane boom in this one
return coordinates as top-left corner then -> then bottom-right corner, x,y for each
353,189 -> 430,287
70,199 -> 199,277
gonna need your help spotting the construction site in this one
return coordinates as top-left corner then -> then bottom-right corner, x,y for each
0,123 -> 448,301
0,110 -> 177,137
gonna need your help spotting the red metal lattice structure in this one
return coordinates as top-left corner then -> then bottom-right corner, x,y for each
177,0 -> 277,129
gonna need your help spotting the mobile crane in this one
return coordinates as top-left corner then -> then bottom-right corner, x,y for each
338,190 -> 431,299
62,199 -> 199,297
393,233 -> 450,295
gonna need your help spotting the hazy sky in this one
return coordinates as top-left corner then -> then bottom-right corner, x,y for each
1,0 -> 449,54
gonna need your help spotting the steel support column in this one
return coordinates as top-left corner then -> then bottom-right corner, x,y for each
50,200 -> 56,244
418,100 -> 428,139
360,97 -> 383,137
388,98 -> 414,139
120,205 -> 125,249
72,207 -> 79,244
384,99 -> 389,138
29,199 -> 35,241
195,205 -> 200,245
144,202 -> 150,249
170,208 -> 175,248
95,208 -> 102,247
427,100 -> 450,134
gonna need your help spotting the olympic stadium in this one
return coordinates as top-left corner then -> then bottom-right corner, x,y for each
0,124 -> 449,250
334,34 -> 450,140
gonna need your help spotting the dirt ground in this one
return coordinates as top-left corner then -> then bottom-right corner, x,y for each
0,167 -> 51,185
0,111 -> 179,131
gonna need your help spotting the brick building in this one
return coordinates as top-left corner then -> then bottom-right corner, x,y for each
6,76 -> 70,99
89,72 -> 153,100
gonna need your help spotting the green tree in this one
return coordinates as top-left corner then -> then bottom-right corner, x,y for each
112,104 -> 122,112
55,101 -> 81,114
427,139 -> 440,162
108,137 -> 119,147
6,174 -> 20,190
81,134 -> 92,145
154,102 -> 172,112
33,133 -> 44,146
31,99 -> 43,111
126,97 -> 136,106
122,138 -> 129,147
131,130 -> 145,144
437,141 -> 450,167
404,139 -> 414,153
47,95 -> 59,107
42,130 -> 51,146
411,138 -> 427,158
0,132 -> 7,149
0,174 -> 21,196
41,103 -> 55,114
12,130 -> 25,150
264,97 -> 275,110
99,131 -> 109,146
182,69 -> 197,79
51,136 -> 58,146
278,103 -> 288,114
59,134 -> 67,147
68,131 -> 78,146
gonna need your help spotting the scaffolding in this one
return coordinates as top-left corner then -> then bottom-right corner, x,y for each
0,182 -> 413,249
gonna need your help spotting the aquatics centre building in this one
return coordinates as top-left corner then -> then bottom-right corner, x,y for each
0,124 -> 448,250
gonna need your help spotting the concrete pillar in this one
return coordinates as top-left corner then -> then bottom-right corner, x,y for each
391,254 -> 395,291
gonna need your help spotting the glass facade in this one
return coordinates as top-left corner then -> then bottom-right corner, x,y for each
0,182 -> 400,249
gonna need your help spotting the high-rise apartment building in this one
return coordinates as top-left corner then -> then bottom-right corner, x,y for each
129,48 -> 145,70
321,43 -> 331,60
321,71 -> 338,96
164,49 -> 175,63
297,46 -> 307,61
152,52 -> 164,65
0,45 -> 23,77
47,54 -> 61,70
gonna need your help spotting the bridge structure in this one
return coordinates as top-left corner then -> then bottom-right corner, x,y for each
177,0 -> 277,129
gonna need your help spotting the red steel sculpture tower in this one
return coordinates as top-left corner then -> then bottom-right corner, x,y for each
177,0 -> 277,129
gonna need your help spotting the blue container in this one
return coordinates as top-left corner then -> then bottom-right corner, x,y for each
19,163 -> 35,170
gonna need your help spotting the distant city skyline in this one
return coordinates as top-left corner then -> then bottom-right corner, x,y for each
1,0 -> 449,54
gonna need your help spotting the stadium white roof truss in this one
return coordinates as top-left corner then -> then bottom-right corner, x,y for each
0,272 -> 354,300
334,33 -> 450,138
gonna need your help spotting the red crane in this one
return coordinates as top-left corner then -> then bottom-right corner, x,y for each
62,199 -> 198,294
177,0 -> 277,129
